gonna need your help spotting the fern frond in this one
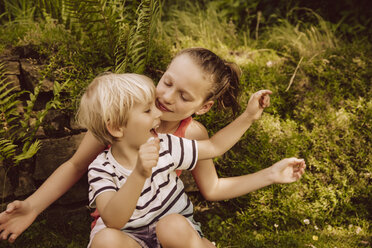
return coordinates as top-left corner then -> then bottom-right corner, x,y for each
0,138 -> 17,161
14,140 -> 41,163
115,0 -> 159,73
64,0 -> 120,59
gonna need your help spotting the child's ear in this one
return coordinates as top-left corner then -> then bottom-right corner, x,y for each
106,122 -> 125,138
195,100 -> 214,115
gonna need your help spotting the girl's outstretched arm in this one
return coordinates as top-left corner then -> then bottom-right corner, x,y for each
189,121 -> 305,201
0,131 -> 105,243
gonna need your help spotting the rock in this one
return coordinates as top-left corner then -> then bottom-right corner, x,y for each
4,74 -> 21,91
0,47 -> 19,61
0,162 -> 13,199
40,78 -> 54,92
14,170 -> 36,197
34,133 -> 88,205
20,58 -> 42,90
5,61 -> 20,75
42,109 -> 73,137
34,133 -> 86,181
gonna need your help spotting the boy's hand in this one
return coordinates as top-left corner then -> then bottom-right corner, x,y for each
270,157 -> 306,184
244,90 -> 272,121
135,137 -> 160,178
0,200 -> 37,243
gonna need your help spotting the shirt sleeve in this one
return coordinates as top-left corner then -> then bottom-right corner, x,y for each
162,134 -> 198,171
87,154 -> 118,208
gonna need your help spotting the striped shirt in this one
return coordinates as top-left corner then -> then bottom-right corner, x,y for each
88,133 -> 200,234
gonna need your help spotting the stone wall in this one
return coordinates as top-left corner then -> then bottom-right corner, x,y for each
1,46 -> 91,209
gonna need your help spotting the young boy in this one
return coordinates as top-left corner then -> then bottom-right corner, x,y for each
78,73 -> 305,248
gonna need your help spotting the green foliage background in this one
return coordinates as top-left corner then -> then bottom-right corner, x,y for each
0,0 -> 371,247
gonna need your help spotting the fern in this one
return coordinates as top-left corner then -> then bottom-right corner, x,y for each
0,62 -> 55,166
115,0 -> 160,73
63,0 -> 121,60
3,0 -> 36,22
28,0 -> 159,73
0,138 -> 17,161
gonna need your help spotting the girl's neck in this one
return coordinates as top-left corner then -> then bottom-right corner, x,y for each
110,142 -> 138,170
156,120 -> 182,134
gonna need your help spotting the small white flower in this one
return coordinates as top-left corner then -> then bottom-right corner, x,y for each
356,226 -> 362,234
314,225 -> 319,230
274,223 -> 279,228
266,61 -> 273,67
303,219 -> 310,225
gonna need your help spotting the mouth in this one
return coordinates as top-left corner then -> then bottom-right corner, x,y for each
150,122 -> 160,137
156,99 -> 172,112
150,128 -> 158,137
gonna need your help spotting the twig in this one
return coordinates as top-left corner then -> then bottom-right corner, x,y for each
285,56 -> 303,92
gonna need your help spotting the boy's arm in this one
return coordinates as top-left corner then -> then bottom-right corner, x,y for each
197,90 -> 271,160
96,138 -> 159,229
0,131 -> 105,243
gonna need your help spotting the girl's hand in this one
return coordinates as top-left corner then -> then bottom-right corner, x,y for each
135,137 -> 160,178
244,90 -> 272,121
0,200 -> 37,243
270,157 -> 306,184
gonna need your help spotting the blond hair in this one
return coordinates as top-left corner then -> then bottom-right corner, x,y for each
77,73 -> 155,145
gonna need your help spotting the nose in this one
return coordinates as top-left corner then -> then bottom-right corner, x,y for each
162,88 -> 175,104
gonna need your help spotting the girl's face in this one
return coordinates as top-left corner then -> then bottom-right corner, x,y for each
156,54 -> 214,122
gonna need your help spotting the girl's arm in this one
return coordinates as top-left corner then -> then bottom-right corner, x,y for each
0,131 -> 105,243
189,122 -> 305,201
197,90 -> 271,160
187,122 -> 274,201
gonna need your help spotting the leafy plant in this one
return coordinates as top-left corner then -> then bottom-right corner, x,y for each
61,0 -> 159,73
2,0 -> 36,22
115,0 -> 160,73
0,61 -> 67,206
0,63 -> 40,166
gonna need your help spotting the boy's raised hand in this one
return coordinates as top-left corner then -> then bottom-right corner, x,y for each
135,137 -> 160,178
270,157 -> 306,184
244,90 -> 272,121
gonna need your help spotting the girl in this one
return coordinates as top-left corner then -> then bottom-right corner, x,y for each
0,48 -> 305,245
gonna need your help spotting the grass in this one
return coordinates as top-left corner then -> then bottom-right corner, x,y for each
3,193 -> 370,248
191,193 -> 371,248
5,205 -> 91,248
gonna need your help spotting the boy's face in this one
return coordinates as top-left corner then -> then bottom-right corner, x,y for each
156,54 -> 212,122
123,100 -> 162,147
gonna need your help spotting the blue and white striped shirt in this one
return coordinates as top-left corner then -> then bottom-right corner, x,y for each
88,133 -> 200,234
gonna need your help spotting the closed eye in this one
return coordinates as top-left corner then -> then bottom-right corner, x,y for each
180,94 -> 190,101
163,80 -> 172,86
